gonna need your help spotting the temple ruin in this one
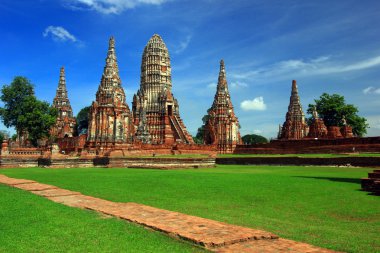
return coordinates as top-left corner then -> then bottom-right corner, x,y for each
132,34 -> 194,145
307,106 -> 328,139
51,67 -> 76,138
86,37 -> 135,149
279,80 -> 309,140
203,60 -> 241,153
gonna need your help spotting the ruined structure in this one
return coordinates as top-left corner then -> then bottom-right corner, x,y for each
307,106 -> 327,139
132,34 -> 193,144
340,116 -> 354,138
203,60 -> 241,153
51,67 -> 76,138
87,37 -> 134,148
279,80 -> 308,140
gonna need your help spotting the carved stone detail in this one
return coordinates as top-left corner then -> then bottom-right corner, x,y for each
132,34 -> 193,144
87,37 -> 134,148
279,80 -> 308,140
51,67 -> 76,138
203,60 -> 242,153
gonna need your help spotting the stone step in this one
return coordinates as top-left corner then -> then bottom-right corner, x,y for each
85,201 -> 279,248
368,172 -> 380,179
215,238 -> 339,253
13,182 -> 57,191
361,178 -> 380,193
0,174 -> 35,185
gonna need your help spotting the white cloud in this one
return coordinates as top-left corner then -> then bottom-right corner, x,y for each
363,86 -> 380,95
240,97 -> 267,111
230,81 -> 248,88
43,26 -> 77,42
64,0 -> 169,14
253,129 -> 262,134
174,35 -> 192,54
207,82 -> 217,89
231,55 -> 380,82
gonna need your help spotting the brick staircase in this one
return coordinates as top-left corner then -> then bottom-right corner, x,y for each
361,169 -> 380,195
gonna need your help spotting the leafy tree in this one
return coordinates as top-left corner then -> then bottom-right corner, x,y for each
307,93 -> 368,137
193,114 -> 210,144
76,106 -> 91,135
0,77 -> 57,146
242,134 -> 268,144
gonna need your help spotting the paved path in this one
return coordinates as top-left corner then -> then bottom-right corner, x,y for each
0,174 -> 341,252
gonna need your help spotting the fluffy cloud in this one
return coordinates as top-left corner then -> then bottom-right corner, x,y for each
230,81 -> 248,88
174,35 -> 192,54
43,26 -> 77,42
240,97 -> 267,111
64,0 -> 169,14
253,129 -> 262,134
207,82 -> 217,89
363,86 -> 380,95
231,55 -> 380,82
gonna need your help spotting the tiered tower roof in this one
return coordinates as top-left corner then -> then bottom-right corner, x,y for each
211,60 -> 234,111
287,80 -> 305,122
204,60 -> 241,152
279,80 -> 308,139
95,36 -> 127,107
53,66 -> 73,118
138,34 -> 172,109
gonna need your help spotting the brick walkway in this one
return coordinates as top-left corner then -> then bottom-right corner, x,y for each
0,174 -> 341,252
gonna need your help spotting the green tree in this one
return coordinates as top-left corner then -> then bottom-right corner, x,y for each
307,93 -> 368,137
0,77 -> 57,146
76,106 -> 91,135
193,114 -> 210,144
242,134 -> 268,144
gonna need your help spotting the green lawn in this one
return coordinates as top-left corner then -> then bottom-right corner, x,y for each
0,184 -> 205,253
218,152 -> 380,158
1,165 -> 379,253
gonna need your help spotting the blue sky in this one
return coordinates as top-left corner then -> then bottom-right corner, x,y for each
1,0 -> 380,138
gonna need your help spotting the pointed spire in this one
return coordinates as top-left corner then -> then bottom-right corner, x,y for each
217,59 -> 228,90
101,36 -> 120,87
291,80 -> 298,94
59,66 -> 65,84
109,36 -> 115,50
56,66 -> 68,99
220,59 -> 225,75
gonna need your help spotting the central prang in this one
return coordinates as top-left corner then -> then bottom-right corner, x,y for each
132,34 -> 194,145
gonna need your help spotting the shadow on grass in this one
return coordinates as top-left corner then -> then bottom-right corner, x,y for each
294,176 -> 361,184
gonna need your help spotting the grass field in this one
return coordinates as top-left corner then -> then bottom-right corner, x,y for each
0,184 -> 205,253
1,165 -> 379,253
218,153 -> 380,158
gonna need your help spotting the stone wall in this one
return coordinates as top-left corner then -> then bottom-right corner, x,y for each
0,158 -> 39,168
0,157 -> 215,169
216,157 -> 380,167
235,137 -> 380,154
57,134 -> 87,153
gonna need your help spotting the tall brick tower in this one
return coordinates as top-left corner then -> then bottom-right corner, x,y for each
51,67 -> 76,138
279,80 -> 308,139
132,34 -> 193,144
87,37 -> 134,148
203,60 -> 241,153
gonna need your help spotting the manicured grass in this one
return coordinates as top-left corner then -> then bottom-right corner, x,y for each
218,153 -> 380,158
0,184 -> 205,252
139,154 -> 210,158
1,165 -> 379,253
